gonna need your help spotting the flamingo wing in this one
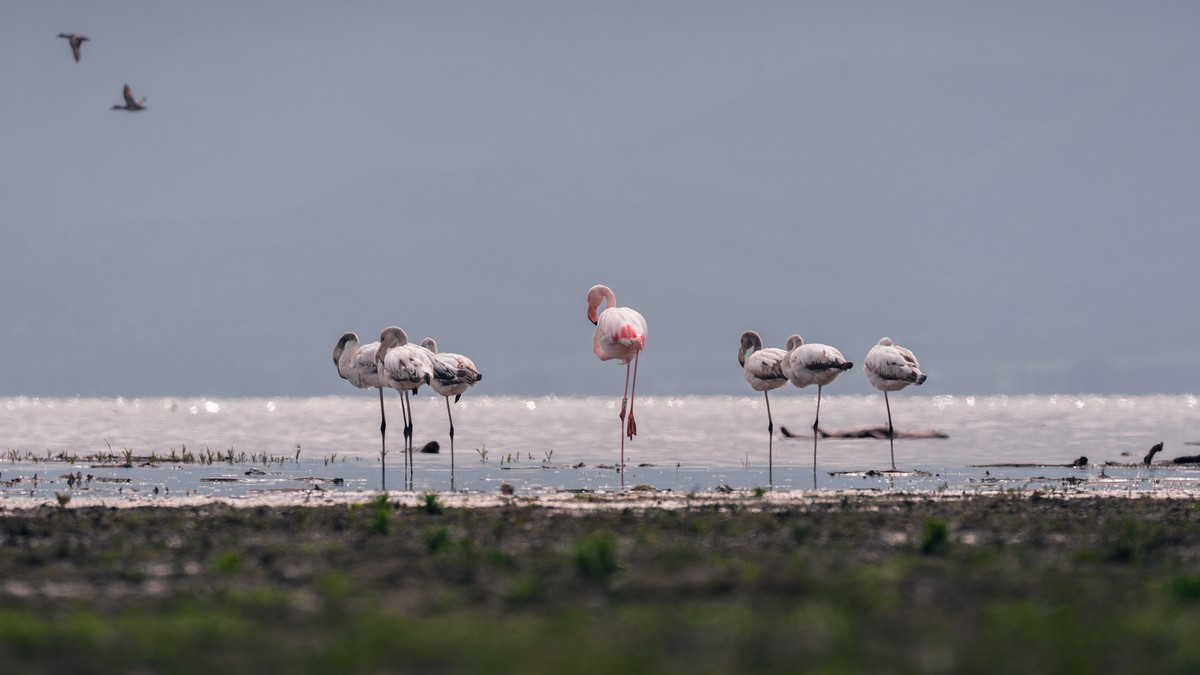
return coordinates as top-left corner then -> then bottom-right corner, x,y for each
594,307 -> 646,363
744,347 -> 788,391
865,344 -> 926,388
348,342 -> 382,388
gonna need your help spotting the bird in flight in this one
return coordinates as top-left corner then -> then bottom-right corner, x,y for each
111,84 -> 147,111
58,33 -> 88,62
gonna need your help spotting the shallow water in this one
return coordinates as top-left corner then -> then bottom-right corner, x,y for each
1,394 -> 1198,503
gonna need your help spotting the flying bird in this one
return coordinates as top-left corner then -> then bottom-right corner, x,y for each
376,327 -> 453,488
781,334 -> 853,479
421,337 -> 483,489
332,332 -> 389,488
864,337 -> 927,470
738,330 -> 788,488
587,284 -> 647,484
111,84 -> 146,111
57,33 -> 88,62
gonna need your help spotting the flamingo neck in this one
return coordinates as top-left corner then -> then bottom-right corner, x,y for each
335,336 -> 360,379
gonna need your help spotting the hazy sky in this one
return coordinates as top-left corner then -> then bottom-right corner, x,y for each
4,2 -> 1199,397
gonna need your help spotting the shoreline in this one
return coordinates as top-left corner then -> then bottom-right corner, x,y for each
3,482 -> 1199,513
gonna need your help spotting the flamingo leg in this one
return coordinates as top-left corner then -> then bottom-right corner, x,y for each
764,389 -> 774,490
884,391 -> 896,471
399,390 -> 412,490
617,361 -> 631,485
445,396 -> 455,491
813,385 -> 823,488
404,390 -> 416,489
378,387 -> 387,492
626,352 -> 640,440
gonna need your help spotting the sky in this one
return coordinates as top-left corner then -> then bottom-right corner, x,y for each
3,2 -> 1199,397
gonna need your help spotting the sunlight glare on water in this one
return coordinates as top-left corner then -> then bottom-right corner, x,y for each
0,394 -> 1197,497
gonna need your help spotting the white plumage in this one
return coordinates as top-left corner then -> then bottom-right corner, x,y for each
421,338 -> 482,402
333,332 -> 382,390
782,335 -> 853,390
589,285 -> 647,365
739,330 -> 788,393
864,337 -> 927,392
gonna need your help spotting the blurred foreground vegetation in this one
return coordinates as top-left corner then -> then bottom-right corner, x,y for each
1,493 -> 1200,673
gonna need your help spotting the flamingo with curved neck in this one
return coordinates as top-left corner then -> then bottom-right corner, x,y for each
738,330 -> 787,488
333,331 -> 389,489
587,284 -> 647,485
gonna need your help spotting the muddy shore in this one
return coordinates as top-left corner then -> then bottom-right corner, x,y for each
1,492 -> 1199,673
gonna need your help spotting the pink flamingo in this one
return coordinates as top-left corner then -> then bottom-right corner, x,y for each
738,330 -> 787,488
864,337 -> 927,470
587,284 -> 646,484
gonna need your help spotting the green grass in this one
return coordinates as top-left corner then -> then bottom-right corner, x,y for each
1,496 -> 1200,673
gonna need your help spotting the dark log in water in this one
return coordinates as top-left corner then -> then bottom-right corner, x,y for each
977,456 -> 1089,469
781,425 -> 948,440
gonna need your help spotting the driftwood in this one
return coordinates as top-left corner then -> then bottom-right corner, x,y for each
1106,443 -> 1200,467
781,425 -> 948,440
976,456 -> 1089,469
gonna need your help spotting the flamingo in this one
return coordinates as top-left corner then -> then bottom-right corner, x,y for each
376,327 -> 452,488
738,330 -> 787,488
782,334 -> 853,481
111,84 -> 146,111
587,284 -> 646,484
864,337 -> 927,470
420,337 -> 482,489
333,332 -> 391,489
57,33 -> 88,62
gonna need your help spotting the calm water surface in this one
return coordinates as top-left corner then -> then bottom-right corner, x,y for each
1,394 -> 1198,500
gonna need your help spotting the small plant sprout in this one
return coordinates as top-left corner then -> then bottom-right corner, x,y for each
476,446 -> 489,463
421,493 -> 445,515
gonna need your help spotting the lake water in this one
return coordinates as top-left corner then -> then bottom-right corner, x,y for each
1,393 -> 1199,503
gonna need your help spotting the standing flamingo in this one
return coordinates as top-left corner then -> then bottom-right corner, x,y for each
864,337 -> 927,470
377,327 -> 450,489
332,332 -> 389,489
781,334 -> 853,482
587,284 -> 646,484
420,337 -> 482,490
738,330 -> 787,488
57,33 -> 89,62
